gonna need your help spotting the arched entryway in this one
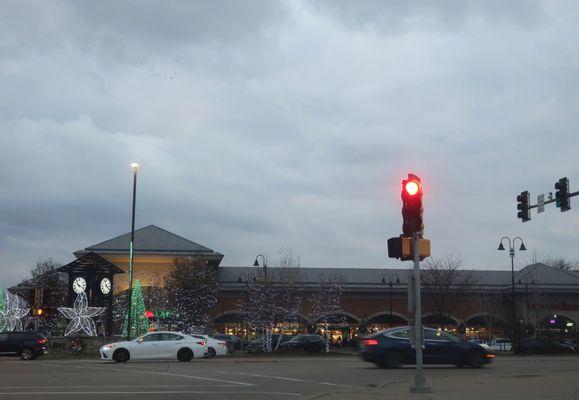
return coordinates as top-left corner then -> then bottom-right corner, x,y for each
539,314 -> 575,338
463,313 -> 507,340
422,314 -> 459,333
211,311 -> 249,338
365,312 -> 408,333
312,312 -> 360,347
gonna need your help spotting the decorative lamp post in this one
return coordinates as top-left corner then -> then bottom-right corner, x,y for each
518,273 -> 534,332
381,273 -> 401,316
497,236 -> 526,350
126,162 -> 139,341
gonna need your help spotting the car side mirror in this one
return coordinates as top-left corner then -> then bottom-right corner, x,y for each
137,338 -> 144,344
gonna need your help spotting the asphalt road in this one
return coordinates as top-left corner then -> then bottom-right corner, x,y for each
0,355 -> 578,399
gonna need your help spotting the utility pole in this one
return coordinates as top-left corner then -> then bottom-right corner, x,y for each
410,232 -> 430,393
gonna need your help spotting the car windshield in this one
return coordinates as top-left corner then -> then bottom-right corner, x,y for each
291,335 -> 306,341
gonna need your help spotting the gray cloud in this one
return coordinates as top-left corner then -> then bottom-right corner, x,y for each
1,0 -> 579,287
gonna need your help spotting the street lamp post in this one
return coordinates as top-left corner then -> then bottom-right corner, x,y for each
382,273 -> 401,316
497,236 -> 526,350
126,162 -> 139,341
253,254 -> 270,352
518,274 -> 534,332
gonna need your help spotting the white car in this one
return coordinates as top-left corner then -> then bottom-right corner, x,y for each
100,331 -> 208,362
488,339 -> 512,352
189,334 -> 228,358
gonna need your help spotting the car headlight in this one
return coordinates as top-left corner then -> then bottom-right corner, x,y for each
102,344 -> 115,350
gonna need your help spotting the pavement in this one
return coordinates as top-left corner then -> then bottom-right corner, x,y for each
0,354 -> 577,399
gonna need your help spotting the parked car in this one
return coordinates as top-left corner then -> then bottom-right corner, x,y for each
469,339 -> 491,350
0,331 -> 48,360
246,334 -> 293,353
488,339 -> 512,352
516,338 -> 575,354
100,331 -> 207,362
561,338 -> 579,351
210,334 -> 246,351
282,334 -> 328,353
189,334 -> 228,358
359,326 -> 494,369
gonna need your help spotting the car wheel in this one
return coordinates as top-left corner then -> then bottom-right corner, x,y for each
208,348 -> 216,358
379,351 -> 402,369
21,349 -> 35,360
467,352 -> 485,369
177,348 -> 193,362
112,349 -> 130,363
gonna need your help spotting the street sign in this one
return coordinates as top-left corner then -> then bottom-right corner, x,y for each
537,194 -> 545,213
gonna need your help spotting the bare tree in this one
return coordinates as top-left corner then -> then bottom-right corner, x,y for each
422,254 -> 478,327
164,257 -> 219,333
541,257 -> 577,272
471,289 -> 505,340
528,251 -> 578,272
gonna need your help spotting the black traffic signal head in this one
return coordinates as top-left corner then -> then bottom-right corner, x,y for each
401,173 -> 423,237
516,191 -> 531,222
555,177 -> 570,212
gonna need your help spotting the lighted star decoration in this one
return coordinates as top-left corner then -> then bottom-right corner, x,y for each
0,292 -> 30,332
58,292 -> 105,336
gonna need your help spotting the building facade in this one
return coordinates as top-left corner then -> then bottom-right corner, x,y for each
10,225 -> 579,341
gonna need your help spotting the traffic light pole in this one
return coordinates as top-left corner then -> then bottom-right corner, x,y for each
410,233 -> 430,394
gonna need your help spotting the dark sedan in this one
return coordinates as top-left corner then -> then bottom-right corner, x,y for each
246,334 -> 293,353
210,334 -> 245,351
359,326 -> 494,368
516,338 -> 575,354
0,331 -> 48,360
282,334 -> 328,353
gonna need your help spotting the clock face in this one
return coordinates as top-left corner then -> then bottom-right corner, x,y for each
72,277 -> 87,294
100,277 -> 111,295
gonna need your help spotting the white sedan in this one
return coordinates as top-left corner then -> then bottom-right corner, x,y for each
189,334 -> 228,358
100,331 -> 208,362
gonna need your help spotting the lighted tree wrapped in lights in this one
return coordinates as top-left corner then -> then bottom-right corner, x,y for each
58,292 -> 105,336
122,279 -> 150,338
0,285 -> 5,315
308,274 -> 344,352
0,291 -> 30,332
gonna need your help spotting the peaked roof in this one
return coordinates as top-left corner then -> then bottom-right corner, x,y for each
517,263 -> 579,286
75,225 -> 223,260
59,252 -> 124,275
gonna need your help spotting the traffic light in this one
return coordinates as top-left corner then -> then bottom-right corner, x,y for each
32,307 -> 44,317
401,173 -> 423,237
516,191 -> 531,222
555,177 -> 571,212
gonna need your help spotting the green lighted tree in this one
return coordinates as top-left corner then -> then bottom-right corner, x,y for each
122,279 -> 150,338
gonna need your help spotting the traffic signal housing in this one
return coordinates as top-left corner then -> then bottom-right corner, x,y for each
387,237 -> 430,261
516,191 -> 531,222
401,174 -> 424,237
555,177 -> 571,212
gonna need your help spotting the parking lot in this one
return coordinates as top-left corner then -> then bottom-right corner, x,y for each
0,355 -> 578,399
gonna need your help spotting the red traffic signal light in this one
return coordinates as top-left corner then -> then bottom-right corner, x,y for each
404,180 -> 420,196
401,173 -> 424,237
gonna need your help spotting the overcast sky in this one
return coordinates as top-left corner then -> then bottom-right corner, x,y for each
1,0 -> 578,287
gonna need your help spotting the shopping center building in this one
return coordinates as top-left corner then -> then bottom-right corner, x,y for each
11,225 -> 579,341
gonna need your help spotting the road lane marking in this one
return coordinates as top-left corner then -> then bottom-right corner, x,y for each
35,361 -> 255,387
218,371 -> 351,387
0,390 -> 302,396
0,385 -> 239,389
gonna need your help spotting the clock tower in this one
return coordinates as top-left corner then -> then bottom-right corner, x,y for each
58,252 -> 124,335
